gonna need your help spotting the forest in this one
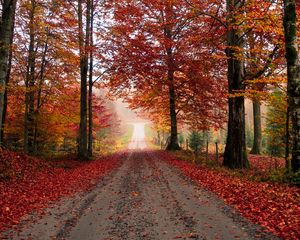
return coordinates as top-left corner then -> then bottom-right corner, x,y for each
0,0 -> 300,239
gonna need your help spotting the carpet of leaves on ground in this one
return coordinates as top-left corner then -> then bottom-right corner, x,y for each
176,151 -> 286,182
159,151 -> 300,239
0,148 -> 122,233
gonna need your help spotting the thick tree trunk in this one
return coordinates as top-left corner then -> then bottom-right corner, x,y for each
166,69 -> 180,150
1,3 -> 16,145
250,98 -> 262,154
224,97 -> 248,168
223,0 -> 249,169
0,0 -> 17,145
88,0 -> 94,157
164,2 -> 180,151
285,106 -> 290,170
77,0 -> 90,159
283,0 -> 300,172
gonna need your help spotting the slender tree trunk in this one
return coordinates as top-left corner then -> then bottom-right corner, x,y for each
24,0 -> 37,154
78,0 -> 90,159
33,35 -> 49,154
87,57 -> 93,157
250,98 -> 262,154
161,130 -> 165,149
215,142 -> 219,162
283,0 -> 300,172
206,139 -> 209,162
223,0 -> 249,169
24,97 -> 29,152
157,130 -> 161,145
88,0 -> 94,157
285,106 -> 290,170
0,0 -> 17,145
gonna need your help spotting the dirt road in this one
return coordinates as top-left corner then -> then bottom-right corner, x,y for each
5,150 -> 277,240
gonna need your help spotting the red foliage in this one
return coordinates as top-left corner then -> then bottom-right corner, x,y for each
160,151 -> 300,239
248,155 -> 285,172
104,0 -> 228,131
0,148 -> 121,233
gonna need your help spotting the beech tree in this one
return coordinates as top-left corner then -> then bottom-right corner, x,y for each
105,0 -> 183,150
223,0 -> 249,168
77,0 -> 89,158
222,0 -> 282,167
0,0 -> 123,155
12,0 -> 78,152
283,0 -> 300,172
105,0 -> 227,150
23,0 -> 38,153
243,2 -> 283,155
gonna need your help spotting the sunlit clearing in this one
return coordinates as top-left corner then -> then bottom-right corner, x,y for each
128,123 -> 147,150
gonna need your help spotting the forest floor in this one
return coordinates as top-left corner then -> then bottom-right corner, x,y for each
1,150 -> 284,240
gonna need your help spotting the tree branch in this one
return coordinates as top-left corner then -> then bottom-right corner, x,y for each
244,44 -> 280,81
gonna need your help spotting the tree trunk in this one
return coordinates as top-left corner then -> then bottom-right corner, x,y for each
164,2 -> 180,151
0,0 -> 17,145
215,142 -> 219,162
77,0 -> 90,159
250,98 -> 262,154
33,34 -> 49,154
206,139 -> 209,162
24,0 -> 37,154
87,54 -> 93,157
285,106 -> 290,170
157,130 -> 161,145
1,1 -> 16,145
223,0 -> 249,169
283,0 -> 300,172
166,69 -> 180,150
88,0 -> 94,158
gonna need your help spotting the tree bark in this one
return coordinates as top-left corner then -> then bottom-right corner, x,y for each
33,33 -> 49,154
166,68 -> 180,150
223,0 -> 249,169
157,130 -> 161,145
215,142 -> 219,162
250,98 -> 262,154
206,139 -> 209,162
285,106 -> 290,170
0,0 -> 17,145
77,0 -> 90,159
283,0 -> 300,172
88,0 -> 94,157
164,2 -> 180,151
24,0 -> 37,154
1,0 -> 16,145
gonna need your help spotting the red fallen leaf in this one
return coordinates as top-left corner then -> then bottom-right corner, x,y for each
131,191 -> 139,197
0,148 -> 123,234
159,151 -> 300,240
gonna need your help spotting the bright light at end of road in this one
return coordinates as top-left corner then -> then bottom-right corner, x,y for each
128,123 -> 147,150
